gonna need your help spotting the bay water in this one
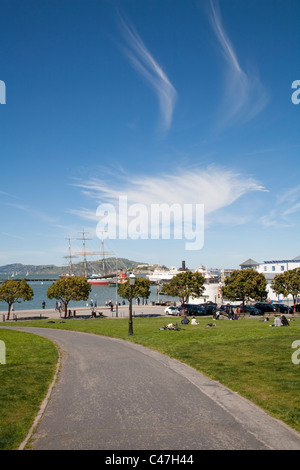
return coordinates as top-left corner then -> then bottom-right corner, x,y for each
0,275 -> 175,312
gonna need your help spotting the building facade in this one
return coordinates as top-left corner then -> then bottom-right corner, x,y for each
239,255 -> 300,302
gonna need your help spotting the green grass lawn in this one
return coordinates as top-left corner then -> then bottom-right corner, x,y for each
1,315 -> 300,449
0,329 -> 58,450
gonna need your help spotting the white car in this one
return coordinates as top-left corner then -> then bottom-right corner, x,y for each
164,306 -> 179,315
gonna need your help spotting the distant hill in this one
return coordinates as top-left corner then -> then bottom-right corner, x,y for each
0,258 -> 150,277
0,263 -> 63,276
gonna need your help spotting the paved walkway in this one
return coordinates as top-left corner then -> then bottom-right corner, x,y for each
4,326 -> 300,450
0,304 -> 167,321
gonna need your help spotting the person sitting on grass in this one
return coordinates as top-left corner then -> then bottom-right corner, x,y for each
271,315 -> 284,327
191,317 -> 199,325
281,315 -> 289,326
181,316 -> 190,325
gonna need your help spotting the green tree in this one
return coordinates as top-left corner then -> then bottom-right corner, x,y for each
47,276 -> 91,317
161,271 -> 205,313
271,268 -> 300,313
118,277 -> 151,302
0,280 -> 34,320
221,268 -> 267,313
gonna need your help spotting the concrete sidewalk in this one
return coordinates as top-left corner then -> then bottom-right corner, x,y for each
0,304 -> 168,321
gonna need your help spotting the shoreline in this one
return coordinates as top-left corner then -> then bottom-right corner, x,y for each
0,304 -> 168,321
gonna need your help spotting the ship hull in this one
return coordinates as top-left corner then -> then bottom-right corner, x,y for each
88,280 -> 111,285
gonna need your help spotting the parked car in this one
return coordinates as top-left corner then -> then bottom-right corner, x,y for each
178,304 -> 207,316
238,304 -> 262,315
203,304 -> 219,315
202,302 -> 217,308
272,303 -> 293,314
202,303 -> 218,314
220,304 -> 238,311
253,302 -> 278,313
164,306 -> 180,315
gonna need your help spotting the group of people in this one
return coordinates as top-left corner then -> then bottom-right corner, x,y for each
224,305 -> 239,320
181,316 -> 199,325
87,298 -> 97,316
135,297 -> 148,305
271,314 -> 289,327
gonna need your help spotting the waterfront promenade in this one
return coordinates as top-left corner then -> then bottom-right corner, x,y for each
0,304 -> 168,321
2,305 -> 299,322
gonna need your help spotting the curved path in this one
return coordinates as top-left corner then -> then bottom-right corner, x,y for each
6,327 -> 300,450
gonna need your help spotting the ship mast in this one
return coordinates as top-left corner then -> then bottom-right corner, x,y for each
75,229 -> 114,278
76,229 -> 91,278
101,233 -> 107,275
63,236 -> 77,276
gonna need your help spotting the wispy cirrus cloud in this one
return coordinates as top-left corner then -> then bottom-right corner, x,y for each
70,165 -> 267,228
208,0 -> 269,126
0,190 -> 20,199
2,202 -> 59,225
261,185 -> 300,228
117,13 -> 177,132
0,231 -> 24,240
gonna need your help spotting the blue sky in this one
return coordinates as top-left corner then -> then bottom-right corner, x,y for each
0,0 -> 299,270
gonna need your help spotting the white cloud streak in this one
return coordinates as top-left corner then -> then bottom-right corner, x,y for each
117,13 -> 177,131
3,202 -> 59,225
70,166 -> 266,228
0,190 -> 20,199
261,185 -> 300,228
209,0 -> 269,125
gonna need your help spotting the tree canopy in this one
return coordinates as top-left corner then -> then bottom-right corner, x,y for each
221,268 -> 267,311
0,279 -> 34,320
47,276 -> 91,317
271,268 -> 300,312
118,277 -> 151,301
161,271 -> 205,307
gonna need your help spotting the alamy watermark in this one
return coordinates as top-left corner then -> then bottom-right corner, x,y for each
292,340 -> 300,365
0,340 -> 6,365
0,80 -> 6,104
96,196 -> 204,250
291,80 -> 300,105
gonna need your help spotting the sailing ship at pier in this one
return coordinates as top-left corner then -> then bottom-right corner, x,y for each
63,230 -> 127,286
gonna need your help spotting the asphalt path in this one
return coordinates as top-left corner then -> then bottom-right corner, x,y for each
5,327 -> 300,450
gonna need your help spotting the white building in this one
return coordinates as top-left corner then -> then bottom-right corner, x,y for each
188,266 -> 221,304
239,255 -> 300,302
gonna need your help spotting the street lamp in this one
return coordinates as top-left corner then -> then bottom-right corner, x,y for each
128,273 -> 136,335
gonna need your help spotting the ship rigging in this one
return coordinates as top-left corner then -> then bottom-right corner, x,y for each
63,229 -> 127,286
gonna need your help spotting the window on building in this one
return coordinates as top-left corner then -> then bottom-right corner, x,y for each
272,266 -> 275,271
264,266 -> 267,272
281,266 -> 284,271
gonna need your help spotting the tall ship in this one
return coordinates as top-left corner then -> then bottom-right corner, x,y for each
63,230 -> 127,286
87,270 -> 127,286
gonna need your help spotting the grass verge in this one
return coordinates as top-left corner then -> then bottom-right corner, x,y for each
1,315 -> 300,447
0,329 -> 58,450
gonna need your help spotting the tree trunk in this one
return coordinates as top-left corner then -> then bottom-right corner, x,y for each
64,302 -> 68,318
6,303 -> 11,321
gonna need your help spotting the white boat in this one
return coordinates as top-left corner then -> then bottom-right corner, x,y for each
146,267 -> 182,283
148,264 -> 221,303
